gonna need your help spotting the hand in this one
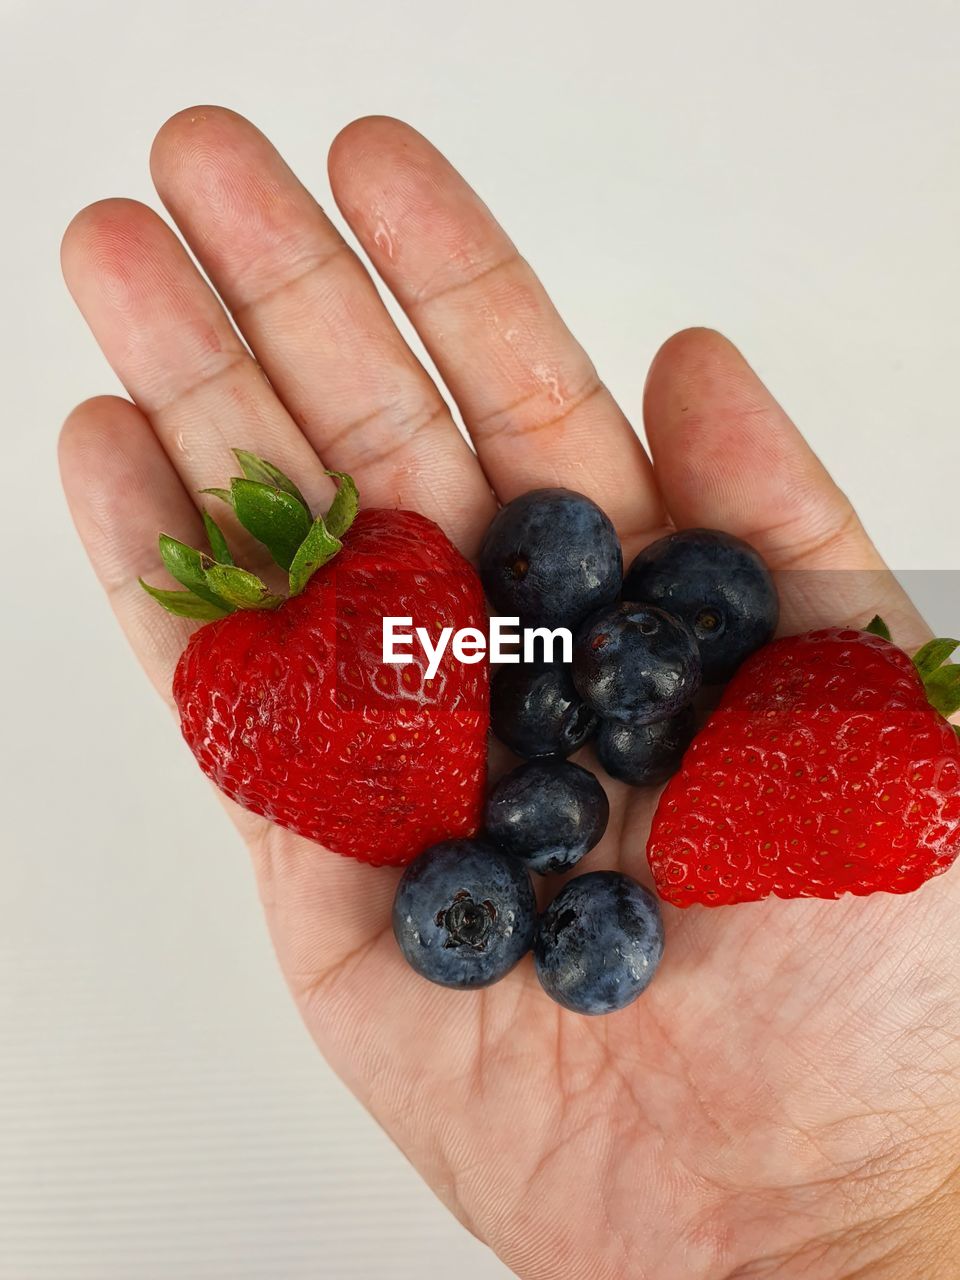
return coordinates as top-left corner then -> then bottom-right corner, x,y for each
59,107 -> 960,1280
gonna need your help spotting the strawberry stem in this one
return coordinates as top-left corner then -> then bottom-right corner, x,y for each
232,448 -> 309,509
864,615 -> 891,641
141,453 -> 360,620
204,563 -> 284,610
911,637 -> 960,719
324,471 -> 359,539
913,637 -> 960,680
159,534 -> 233,611
139,580 -> 231,620
202,512 -> 234,566
217,479 -> 312,570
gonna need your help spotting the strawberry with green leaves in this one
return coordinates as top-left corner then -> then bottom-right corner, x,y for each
143,452 -> 489,866
647,618 -> 960,905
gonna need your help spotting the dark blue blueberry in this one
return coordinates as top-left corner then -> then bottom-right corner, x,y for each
484,760 -> 609,875
490,660 -> 598,759
572,603 -> 701,724
535,871 -> 664,1015
392,839 -> 536,989
597,705 -> 696,787
622,528 -> 778,683
479,489 -> 622,629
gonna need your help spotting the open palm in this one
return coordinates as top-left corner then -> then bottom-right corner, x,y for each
60,108 -> 960,1279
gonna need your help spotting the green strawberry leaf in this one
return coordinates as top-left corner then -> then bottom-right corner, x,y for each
324,470 -> 359,539
203,512 -> 234,565
159,534 -> 233,610
232,449 -> 309,511
864,615 -> 891,641
923,665 -> 960,718
204,564 -> 283,611
229,478 -> 312,570
288,515 -> 342,596
201,486 -> 233,505
913,637 -> 960,680
139,580 -> 231,620
143,453 -> 348,618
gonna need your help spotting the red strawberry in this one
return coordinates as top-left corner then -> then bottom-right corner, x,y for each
143,454 -> 488,865
647,622 -> 960,905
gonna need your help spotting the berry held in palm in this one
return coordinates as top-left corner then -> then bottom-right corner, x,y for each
535,872 -> 665,1015
647,621 -> 960,905
597,705 -> 696,788
489,659 -> 598,760
479,487 -> 622,630
573,602 -> 701,725
142,453 -> 489,866
623,527 -> 778,683
484,759 -> 609,875
392,838 -> 537,988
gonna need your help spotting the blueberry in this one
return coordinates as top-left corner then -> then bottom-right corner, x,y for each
597,705 -> 695,787
392,839 -> 536,989
535,871 -> 664,1014
622,528 -> 778,683
572,603 -> 701,724
491,660 -> 598,759
479,489 -> 622,629
485,760 -> 609,875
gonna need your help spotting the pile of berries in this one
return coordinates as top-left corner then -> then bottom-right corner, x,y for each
392,489 -> 778,1014
144,455 -> 960,1017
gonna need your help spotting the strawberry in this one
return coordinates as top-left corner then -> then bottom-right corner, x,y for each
142,453 -> 488,866
647,620 -> 960,905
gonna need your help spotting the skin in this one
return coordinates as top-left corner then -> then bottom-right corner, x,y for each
59,107 -> 960,1279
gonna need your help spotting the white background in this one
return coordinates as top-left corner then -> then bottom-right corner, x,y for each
2,1 -> 959,1277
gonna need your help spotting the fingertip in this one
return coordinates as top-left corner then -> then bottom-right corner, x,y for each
150,106 -> 272,208
641,327 -> 872,567
328,116 -> 445,224
58,395 -> 202,599
328,114 -> 423,180
60,393 -> 136,455
643,326 -> 779,523
328,114 -> 495,286
60,198 -> 162,300
644,327 -> 754,425
57,395 -> 199,697
62,197 -> 153,247
648,325 -> 736,373
61,198 -> 121,270
59,396 -> 156,510
150,105 -> 323,284
150,104 -> 247,174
